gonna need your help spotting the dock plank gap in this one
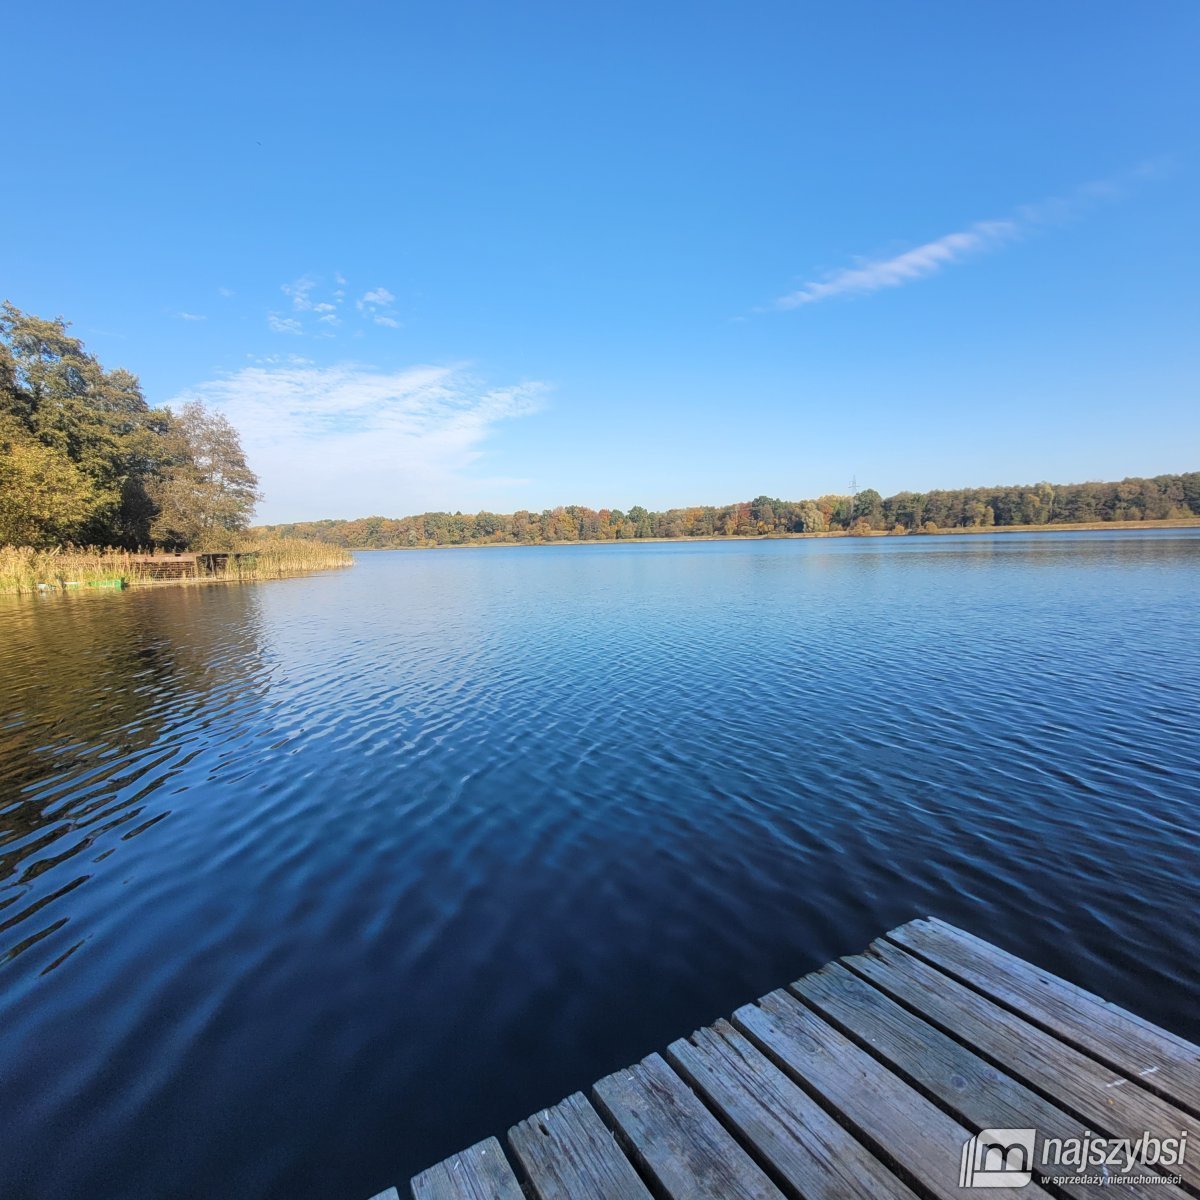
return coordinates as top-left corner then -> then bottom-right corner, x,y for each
370,917 -> 1199,1200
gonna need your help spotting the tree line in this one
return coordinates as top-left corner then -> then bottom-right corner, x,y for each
257,473 -> 1200,550
1,302 -> 259,549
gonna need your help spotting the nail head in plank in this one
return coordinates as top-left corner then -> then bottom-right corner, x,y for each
410,1136 -> 524,1200
508,1090 -> 653,1200
666,1018 -> 920,1200
591,1052 -> 785,1200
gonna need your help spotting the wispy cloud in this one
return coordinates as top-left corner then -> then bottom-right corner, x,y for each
174,311 -> 207,321
777,219 -> 1018,309
282,275 -> 319,311
170,362 -> 547,522
217,286 -> 235,298
267,313 -> 303,335
356,286 -> 400,329
358,287 -> 396,311
772,164 -> 1165,309
264,274 -> 400,336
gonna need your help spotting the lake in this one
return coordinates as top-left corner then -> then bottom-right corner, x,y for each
1,531 -> 1198,1200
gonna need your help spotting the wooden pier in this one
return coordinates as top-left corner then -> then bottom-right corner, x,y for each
371,917 -> 1200,1200
127,551 -> 251,579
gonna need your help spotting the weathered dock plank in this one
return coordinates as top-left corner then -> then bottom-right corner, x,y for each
850,938 -> 1200,1193
794,960 -> 1189,1199
666,1018 -> 920,1200
385,918 -> 1200,1200
410,1136 -> 523,1200
735,988 -> 1050,1200
592,1052 -> 784,1200
508,1091 -> 653,1200
889,916 -> 1200,1116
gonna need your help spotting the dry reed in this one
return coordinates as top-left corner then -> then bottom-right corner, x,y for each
0,538 -> 353,595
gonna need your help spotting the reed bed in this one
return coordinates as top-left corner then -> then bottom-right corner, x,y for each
225,538 -> 354,578
0,538 -> 353,595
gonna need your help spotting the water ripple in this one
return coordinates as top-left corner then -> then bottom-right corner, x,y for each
0,532 -> 1197,1199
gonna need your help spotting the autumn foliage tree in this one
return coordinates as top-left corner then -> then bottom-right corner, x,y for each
257,472 -> 1200,550
149,402 -> 260,549
1,301 -> 259,549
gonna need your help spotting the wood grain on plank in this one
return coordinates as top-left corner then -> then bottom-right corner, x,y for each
410,1136 -> 524,1200
508,1090 -> 653,1200
591,1052 -> 785,1200
889,918 -> 1200,1117
666,1017 -> 920,1200
734,988 -> 1051,1200
795,960 -> 1188,1200
848,939 -> 1200,1193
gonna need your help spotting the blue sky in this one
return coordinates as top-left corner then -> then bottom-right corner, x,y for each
5,2 -> 1198,522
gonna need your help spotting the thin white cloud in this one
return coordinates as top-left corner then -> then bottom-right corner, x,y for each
170,362 -> 548,522
174,311 -> 207,321
774,164 -> 1164,309
268,276 -> 402,337
282,275 -> 318,311
217,286 -> 235,298
359,287 -> 395,310
777,220 -> 1017,308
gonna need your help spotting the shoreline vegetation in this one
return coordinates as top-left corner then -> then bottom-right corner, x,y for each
5,304 -> 1198,587
254,472 -> 1200,550
346,516 -> 1200,551
2,304 -> 353,596
0,539 -> 352,596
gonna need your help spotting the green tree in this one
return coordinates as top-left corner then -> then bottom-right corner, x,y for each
626,505 -> 653,537
0,416 -> 101,545
795,500 -> 826,532
853,488 -> 884,529
149,401 -> 260,548
0,301 -> 178,545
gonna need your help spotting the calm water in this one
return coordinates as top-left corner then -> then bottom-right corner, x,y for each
1,532 -> 1198,1199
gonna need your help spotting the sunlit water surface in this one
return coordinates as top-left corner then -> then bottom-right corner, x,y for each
1,532 -> 1198,1199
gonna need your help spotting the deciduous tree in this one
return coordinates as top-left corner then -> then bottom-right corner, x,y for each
149,402 -> 260,549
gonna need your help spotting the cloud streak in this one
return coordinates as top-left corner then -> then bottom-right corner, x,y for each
170,362 -> 547,522
773,165 -> 1164,309
777,219 -> 1018,308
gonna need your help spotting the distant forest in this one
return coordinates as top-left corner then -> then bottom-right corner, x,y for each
257,472 -> 1200,549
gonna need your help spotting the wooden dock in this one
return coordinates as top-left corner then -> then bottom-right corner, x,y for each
127,551 -> 252,579
371,917 -> 1200,1200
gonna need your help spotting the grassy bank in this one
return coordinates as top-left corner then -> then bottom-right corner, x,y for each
0,539 -> 354,595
